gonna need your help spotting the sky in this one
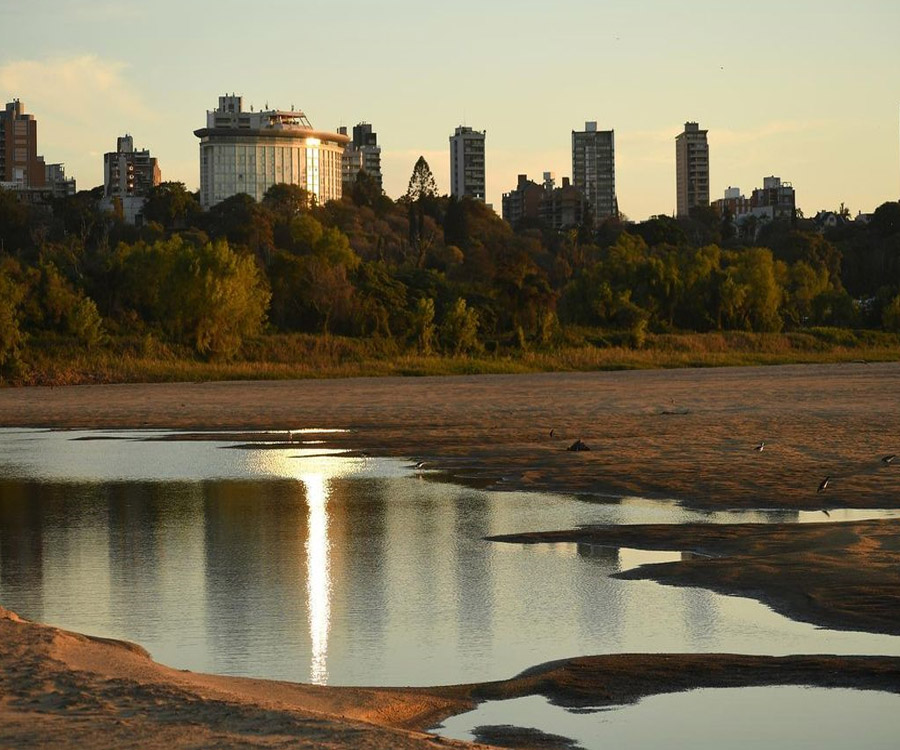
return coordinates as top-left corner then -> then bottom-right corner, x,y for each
2,0 -> 899,220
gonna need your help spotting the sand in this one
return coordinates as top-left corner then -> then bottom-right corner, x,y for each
2,362 -> 900,747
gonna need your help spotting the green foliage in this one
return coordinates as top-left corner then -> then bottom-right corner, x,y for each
114,237 -> 269,358
290,214 -> 324,252
6,176 -> 900,381
142,182 -> 201,231
0,258 -> 27,370
440,297 -> 480,355
411,297 -> 436,354
882,295 -> 900,331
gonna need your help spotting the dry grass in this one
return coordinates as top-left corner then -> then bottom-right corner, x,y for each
7,328 -> 900,386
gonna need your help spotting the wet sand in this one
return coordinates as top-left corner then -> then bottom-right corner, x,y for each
2,362 -> 900,747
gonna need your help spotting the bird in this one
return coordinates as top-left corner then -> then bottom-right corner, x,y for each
549,428 -> 555,438
414,460 -> 427,470
817,476 -> 830,493
755,442 -> 765,452
821,509 -> 831,518
882,454 -> 896,465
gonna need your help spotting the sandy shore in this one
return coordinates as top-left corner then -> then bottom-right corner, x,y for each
4,605 -> 900,749
2,363 -> 900,747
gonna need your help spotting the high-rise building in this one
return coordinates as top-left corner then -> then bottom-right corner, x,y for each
0,99 -> 46,189
571,121 -> 616,221
339,122 -> 382,191
675,121 -> 709,217
102,135 -> 161,224
195,94 -> 348,210
449,126 -> 486,201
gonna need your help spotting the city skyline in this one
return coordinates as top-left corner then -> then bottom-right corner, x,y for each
1,1 -> 899,220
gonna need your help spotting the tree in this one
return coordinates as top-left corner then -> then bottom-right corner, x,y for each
262,183 -> 311,219
207,193 -> 274,263
883,294 -> 900,331
405,156 -> 440,268
142,182 -> 201,231
440,297 -> 480,355
405,156 -> 438,202
411,297 -> 436,355
0,258 -> 26,371
113,237 -> 269,357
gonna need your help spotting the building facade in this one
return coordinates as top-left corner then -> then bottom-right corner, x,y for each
195,94 -> 348,210
501,172 -> 586,231
675,121 -> 709,217
103,135 -> 161,224
449,126 -> 486,201
44,163 -> 76,199
501,174 -> 545,227
339,122 -> 382,191
712,176 -> 796,236
751,176 -> 795,220
572,121 -> 616,221
0,99 -> 46,189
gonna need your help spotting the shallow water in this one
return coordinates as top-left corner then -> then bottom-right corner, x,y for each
1,428 -> 899,687
434,688 -> 900,750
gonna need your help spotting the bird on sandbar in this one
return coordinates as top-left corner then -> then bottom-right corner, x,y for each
817,476 -> 831,493
882,454 -> 896,465
414,460 -> 427,470
755,442 -> 765,452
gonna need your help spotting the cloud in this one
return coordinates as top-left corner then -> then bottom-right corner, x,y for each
713,120 -> 826,147
0,55 -> 156,187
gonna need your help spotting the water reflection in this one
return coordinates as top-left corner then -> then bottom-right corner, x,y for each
303,473 -> 331,685
435,688 -> 900,750
3,429 -> 900,688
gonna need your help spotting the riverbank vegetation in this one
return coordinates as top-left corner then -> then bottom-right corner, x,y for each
2,164 -> 899,385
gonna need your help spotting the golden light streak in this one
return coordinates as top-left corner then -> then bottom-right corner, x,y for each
301,472 -> 331,685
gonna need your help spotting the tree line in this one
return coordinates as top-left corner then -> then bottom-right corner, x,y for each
1,157 -> 899,374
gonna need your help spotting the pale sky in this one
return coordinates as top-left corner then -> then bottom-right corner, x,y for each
2,0 -> 899,220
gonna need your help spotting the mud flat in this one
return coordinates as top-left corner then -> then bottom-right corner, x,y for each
2,363 -> 898,509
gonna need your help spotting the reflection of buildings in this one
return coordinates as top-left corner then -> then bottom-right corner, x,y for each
195,94 -> 348,210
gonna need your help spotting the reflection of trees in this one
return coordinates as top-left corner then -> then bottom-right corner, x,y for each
454,490 -> 493,659
0,480 -> 46,617
203,480 -> 310,678
106,481 -> 205,645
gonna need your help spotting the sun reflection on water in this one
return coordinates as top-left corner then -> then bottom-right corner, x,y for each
302,472 -> 331,685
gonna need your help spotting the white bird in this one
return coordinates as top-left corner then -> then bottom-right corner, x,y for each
414,460 -> 427,470
755,442 -> 765,452
882,454 -> 896,465
817,476 -> 830,493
